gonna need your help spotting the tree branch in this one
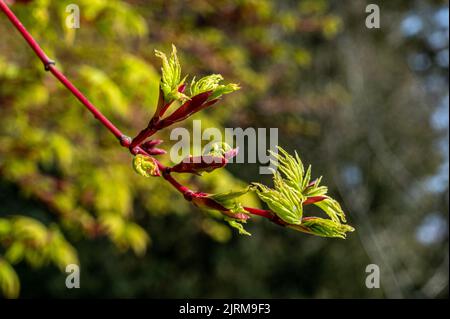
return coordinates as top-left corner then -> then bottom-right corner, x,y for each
0,1 -> 284,227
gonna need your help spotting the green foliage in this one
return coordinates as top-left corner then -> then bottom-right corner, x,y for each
79,66 -> 129,118
0,3 -> 350,298
155,45 -> 188,103
205,188 -> 252,235
77,0 -> 148,38
133,155 -> 160,177
253,147 -> 354,238
206,142 -> 233,157
99,214 -> 150,256
208,188 -> 251,216
225,218 -> 251,237
0,258 -> 20,299
0,56 -> 19,78
253,148 -> 308,225
0,216 -> 79,298
0,216 -> 78,269
156,45 -> 239,104
190,74 -> 240,100
0,1 -> 175,298
290,217 -> 354,239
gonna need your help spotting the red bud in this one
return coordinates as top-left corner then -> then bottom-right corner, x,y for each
141,139 -> 166,155
170,148 -> 238,175
171,155 -> 228,175
162,91 -> 212,126
142,139 -> 163,148
178,83 -> 186,93
146,148 -> 167,155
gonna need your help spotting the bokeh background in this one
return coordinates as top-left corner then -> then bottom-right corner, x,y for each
0,0 -> 448,298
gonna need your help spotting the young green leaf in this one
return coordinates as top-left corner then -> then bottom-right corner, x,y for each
190,74 -> 240,99
253,176 -> 304,225
208,187 -> 251,215
206,142 -> 232,157
210,83 -> 240,100
254,146 -> 354,238
0,258 -> 20,299
314,197 -> 347,223
289,217 -> 355,239
155,45 -> 188,102
225,218 -> 251,236
133,155 -> 160,177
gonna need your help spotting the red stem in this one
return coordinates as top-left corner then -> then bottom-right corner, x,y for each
243,207 -> 287,227
0,1 -> 50,66
243,207 -> 273,218
0,1 -> 279,227
130,127 -> 157,150
162,173 -> 193,198
48,67 -> 125,140
0,1 -> 125,141
303,195 -> 327,205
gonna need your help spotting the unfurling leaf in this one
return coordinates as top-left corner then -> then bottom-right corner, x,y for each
253,146 -> 354,238
133,155 -> 160,177
314,197 -> 347,223
190,74 -> 240,99
289,217 -> 355,239
99,215 -> 150,256
207,187 -> 251,216
253,174 -> 304,225
192,187 -> 252,236
171,143 -> 238,175
210,83 -> 240,100
191,188 -> 251,224
225,218 -> 251,236
206,142 -> 237,159
155,45 -> 188,102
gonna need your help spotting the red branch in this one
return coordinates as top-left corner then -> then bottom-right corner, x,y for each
0,1 -> 287,229
0,1 -> 124,141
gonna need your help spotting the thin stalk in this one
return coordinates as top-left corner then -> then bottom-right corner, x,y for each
243,207 -> 287,226
0,0 -> 125,141
130,127 -> 157,150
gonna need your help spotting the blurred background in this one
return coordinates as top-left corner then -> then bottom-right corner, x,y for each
0,0 -> 448,298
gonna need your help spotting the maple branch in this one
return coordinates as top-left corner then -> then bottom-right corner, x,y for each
0,1 -> 272,224
0,0 -> 330,235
